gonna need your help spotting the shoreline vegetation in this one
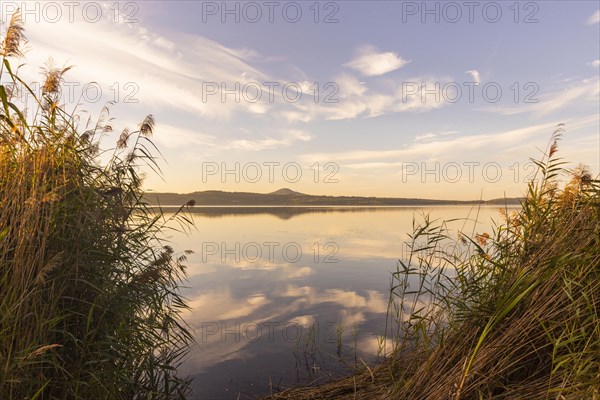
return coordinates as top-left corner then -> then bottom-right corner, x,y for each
1,12 -> 599,400
1,13 -> 195,399
262,127 -> 600,399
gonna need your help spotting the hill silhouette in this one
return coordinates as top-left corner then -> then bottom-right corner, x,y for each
144,189 -> 522,207
269,188 -> 305,196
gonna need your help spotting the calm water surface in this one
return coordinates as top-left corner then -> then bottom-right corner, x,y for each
168,206 -> 515,399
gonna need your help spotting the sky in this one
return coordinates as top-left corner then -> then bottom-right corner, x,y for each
1,0 -> 599,199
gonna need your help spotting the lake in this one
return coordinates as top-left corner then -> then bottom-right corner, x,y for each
168,206 -> 516,399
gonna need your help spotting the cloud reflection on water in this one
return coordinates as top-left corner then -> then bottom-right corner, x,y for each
171,206 -> 507,398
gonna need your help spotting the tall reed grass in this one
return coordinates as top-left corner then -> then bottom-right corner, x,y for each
266,132 -> 599,399
1,11 -> 194,399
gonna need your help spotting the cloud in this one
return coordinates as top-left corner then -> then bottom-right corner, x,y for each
151,124 -> 217,149
535,78 -> 599,116
344,45 -> 409,76
337,74 -> 368,98
148,124 -> 313,153
285,129 -> 313,142
281,74 -> 452,123
465,69 -> 481,84
20,12 -> 275,121
587,9 -> 600,24
302,115 -> 599,172
479,77 -> 599,117
414,132 -> 436,142
228,129 -> 313,151
17,10 -> 444,133
589,60 -> 600,68
22,16 -> 426,128
301,121 -> 563,164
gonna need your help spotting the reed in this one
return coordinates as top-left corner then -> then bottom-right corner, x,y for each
0,12 -> 194,399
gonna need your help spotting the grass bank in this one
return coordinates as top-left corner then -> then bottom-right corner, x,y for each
0,12 -> 194,399
265,129 -> 600,399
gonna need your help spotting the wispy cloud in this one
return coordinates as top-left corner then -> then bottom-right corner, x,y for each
301,121 -> 567,164
281,74 -> 452,122
344,45 -> 409,76
151,124 -> 218,149
587,9 -> 600,24
479,77 -> 599,116
229,129 -> 313,151
414,131 -> 458,143
21,14 -> 272,120
22,16 -> 436,127
465,69 -> 481,84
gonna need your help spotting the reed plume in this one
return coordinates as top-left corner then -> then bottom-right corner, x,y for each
1,9 -> 26,58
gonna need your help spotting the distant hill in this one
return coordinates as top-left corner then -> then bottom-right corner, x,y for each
144,188 -> 522,207
269,188 -> 305,196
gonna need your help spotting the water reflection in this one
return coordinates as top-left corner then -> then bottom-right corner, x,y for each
169,206 -> 515,399
158,205 -> 491,221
